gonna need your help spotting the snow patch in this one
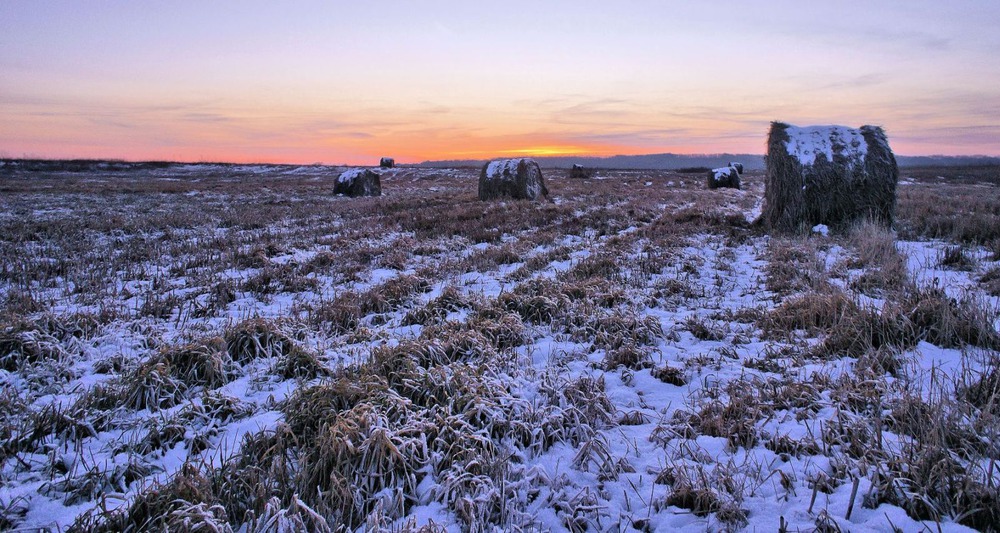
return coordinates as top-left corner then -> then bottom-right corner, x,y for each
338,168 -> 366,184
711,166 -> 735,180
784,125 -> 868,167
484,158 -> 528,179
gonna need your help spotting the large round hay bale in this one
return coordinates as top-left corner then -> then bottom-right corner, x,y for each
763,122 -> 898,231
379,157 -> 395,168
335,168 -> 382,197
569,164 -> 593,179
478,158 -> 549,201
707,166 -> 741,189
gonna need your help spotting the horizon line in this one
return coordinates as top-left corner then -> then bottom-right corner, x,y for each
4,152 -> 1000,168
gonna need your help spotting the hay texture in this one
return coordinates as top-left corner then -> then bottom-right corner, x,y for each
763,122 -> 898,231
707,166 -> 741,189
335,168 -> 382,197
569,164 -> 594,179
479,158 -> 549,201
379,157 -> 395,168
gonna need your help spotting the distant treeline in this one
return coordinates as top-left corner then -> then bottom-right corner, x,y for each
894,155 -> 1000,167
3,154 -> 999,175
0,159 -> 229,173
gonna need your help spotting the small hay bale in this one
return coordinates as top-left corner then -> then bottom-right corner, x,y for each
478,158 -> 549,201
335,168 -> 382,197
379,157 -> 395,168
707,166 -> 741,189
763,122 -> 898,231
727,162 -> 744,174
569,164 -> 593,179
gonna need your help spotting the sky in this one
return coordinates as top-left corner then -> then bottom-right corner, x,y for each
2,1 -> 999,164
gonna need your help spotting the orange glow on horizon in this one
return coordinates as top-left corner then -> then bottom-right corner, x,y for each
425,143 -> 652,161
4,95 -> 996,165
3,138 -> 660,166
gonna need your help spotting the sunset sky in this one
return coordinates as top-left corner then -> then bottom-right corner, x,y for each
2,1 -> 998,164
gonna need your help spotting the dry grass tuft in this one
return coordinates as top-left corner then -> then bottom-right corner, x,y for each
760,290 -> 859,337
807,307 -> 913,360
647,278 -> 702,308
311,275 -> 431,335
761,284 -> 923,360
939,245 -> 976,271
281,374 -> 383,439
581,310 -> 662,351
683,315 -> 728,341
401,285 -> 470,326
365,274 -> 432,314
663,482 -> 721,517
73,463 -> 226,532
695,399 -> 760,449
545,375 -> 617,434
602,344 -> 655,371
273,345 -> 332,380
192,280 -> 238,318
92,338 -> 233,412
980,266 -> 1000,296
224,318 -> 297,363
309,294 -> 363,335
764,239 -> 827,295
157,338 -> 232,389
959,351 -> 1000,415
651,365 -> 687,386
844,221 -> 910,295
296,405 -> 417,527
764,433 -> 821,458
464,304 -> 530,350
0,320 -> 67,372
904,287 -> 1000,349
500,282 -> 568,324
562,253 -> 622,283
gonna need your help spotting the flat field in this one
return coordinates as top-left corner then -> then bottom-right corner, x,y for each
1,163 -> 999,531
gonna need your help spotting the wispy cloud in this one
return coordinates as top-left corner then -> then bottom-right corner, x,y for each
181,112 -> 232,124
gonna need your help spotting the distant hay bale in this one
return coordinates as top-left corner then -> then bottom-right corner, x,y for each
478,158 -> 549,201
763,122 -> 898,232
335,168 -> 382,197
727,162 -> 744,174
379,157 -> 395,168
707,166 -> 741,189
569,164 -> 594,179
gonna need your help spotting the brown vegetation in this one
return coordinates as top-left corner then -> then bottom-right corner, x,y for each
1,163 -> 998,532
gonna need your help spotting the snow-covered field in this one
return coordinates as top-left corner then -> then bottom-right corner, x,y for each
1,164 -> 999,532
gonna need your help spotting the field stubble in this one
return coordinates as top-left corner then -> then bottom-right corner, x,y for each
1,164 -> 999,531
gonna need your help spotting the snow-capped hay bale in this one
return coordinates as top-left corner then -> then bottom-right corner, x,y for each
379,157 -> 395,168
569,164 -> 593,179
478,158 -> 549,201
335,168 -> 382,197
727,162 -> 744,174
707,166 -> 741,189
763,122 -> 898,232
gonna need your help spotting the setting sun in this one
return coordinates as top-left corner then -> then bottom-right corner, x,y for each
497,146 -> 607,157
